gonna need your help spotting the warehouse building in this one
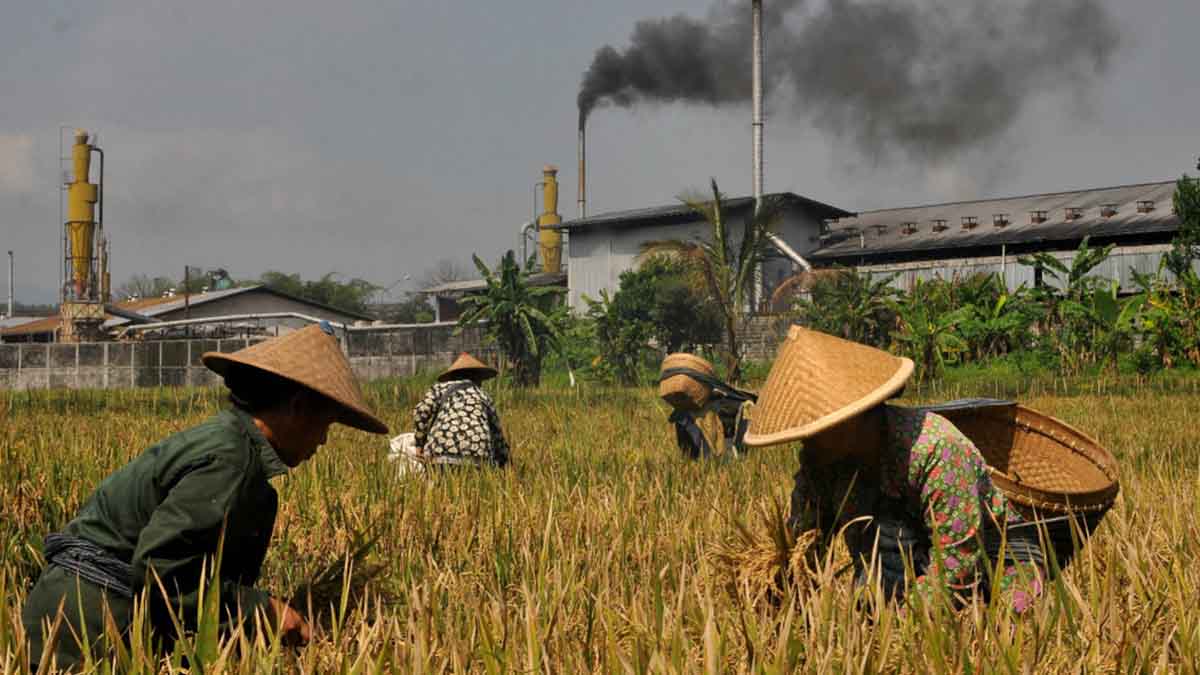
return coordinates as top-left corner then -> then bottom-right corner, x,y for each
810,180 -> 1182,293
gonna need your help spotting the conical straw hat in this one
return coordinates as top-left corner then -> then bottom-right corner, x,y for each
658,353 -> 716,410
438,352 -> 498,382
744,326 -> 913,447
202,323 -> 388,434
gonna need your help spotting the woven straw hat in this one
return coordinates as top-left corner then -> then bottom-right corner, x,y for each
201,323 -> 388,434
659,353 -> 716,410
438,352 -> 498,383
744,326 -> 913,447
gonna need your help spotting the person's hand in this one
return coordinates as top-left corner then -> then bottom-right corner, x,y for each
269,597 -> 311,646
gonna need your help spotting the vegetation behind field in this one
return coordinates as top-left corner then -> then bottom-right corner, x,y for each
2,374 -> 1199,673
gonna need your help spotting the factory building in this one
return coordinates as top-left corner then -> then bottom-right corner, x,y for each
0,285 -> 372,343
558,192 -> 852,309
810,180 -> 1183,293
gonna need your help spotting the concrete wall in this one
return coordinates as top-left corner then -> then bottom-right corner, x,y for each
0,324 -> 495,390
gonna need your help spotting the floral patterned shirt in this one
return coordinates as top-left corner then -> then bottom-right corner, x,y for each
412,379 -> 509,466
789,406 -> 1041,609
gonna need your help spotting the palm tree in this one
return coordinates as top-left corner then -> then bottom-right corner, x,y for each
640,179 -> 781,382
456,250 -> 563,387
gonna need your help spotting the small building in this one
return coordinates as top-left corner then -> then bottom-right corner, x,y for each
557,192 -> 853,309
0,285 -> 373,343
421,272 -> 568,323
808,181 -> 1183,293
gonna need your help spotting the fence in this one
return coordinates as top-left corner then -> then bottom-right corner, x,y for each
0,323 -> 493,390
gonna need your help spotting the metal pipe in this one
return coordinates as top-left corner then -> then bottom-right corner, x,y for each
577,125 -> 586,219
518,220 -> 536,269
751,0 -> 765,308
766,233 -> 812,271
6,250 -> 13,318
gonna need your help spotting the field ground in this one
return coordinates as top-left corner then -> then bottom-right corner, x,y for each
2,373 -> 1199,673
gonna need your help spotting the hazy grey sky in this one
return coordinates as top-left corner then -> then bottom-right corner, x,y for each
2,0 -> 1197,304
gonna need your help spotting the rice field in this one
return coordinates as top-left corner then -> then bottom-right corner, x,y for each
1,374 -> 1199,673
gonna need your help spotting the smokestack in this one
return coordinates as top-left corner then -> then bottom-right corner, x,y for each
6,250 -> 12,318
751,0 -> 764,309
577,126 -> 586,219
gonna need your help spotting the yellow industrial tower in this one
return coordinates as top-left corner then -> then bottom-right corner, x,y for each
537,165 -> 563,274
60,129 -> 108,342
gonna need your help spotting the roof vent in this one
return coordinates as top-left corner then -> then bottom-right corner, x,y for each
901,221 -> 918,235
931,218 -> 948,233
1065,207 -> 1084,221
993,213 -> 1010,228
1030,210 -> 1048,224
961,216 -> 978,231
1137,200 -> 1155,214
1100,203 -> 1118,218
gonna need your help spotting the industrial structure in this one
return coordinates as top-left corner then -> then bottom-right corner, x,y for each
810,180 -> 1182,294
59,129 -> 111,342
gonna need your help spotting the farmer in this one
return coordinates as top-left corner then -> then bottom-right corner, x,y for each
410,353 -> 509,468
744,326 -> 1046,610
658,353 -> 756,460
22,322 -> 389,669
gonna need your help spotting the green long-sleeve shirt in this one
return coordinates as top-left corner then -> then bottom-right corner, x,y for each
60,408 -> 289,630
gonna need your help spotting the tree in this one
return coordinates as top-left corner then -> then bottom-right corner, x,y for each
582,256 -> 719,385
419,258 -> 468,291
641,179 -> 781,382
117,274 -> 177,300
890,279 -> 972,382
457,250 -> 564,387
259,271 -> 379,315
788,267 -> 897,348
1166,170 -> 1200,274
376,293 -> 436,324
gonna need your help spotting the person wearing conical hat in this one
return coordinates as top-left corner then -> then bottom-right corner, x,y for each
410,352 -> 509,468
657,353 -> 756,460
745,326 -> 1045,611
22,322 -> 388,669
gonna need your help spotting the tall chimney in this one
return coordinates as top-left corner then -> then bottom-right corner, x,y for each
577,126 -> 587,219
751,0 -> 764,308
6,250 -> 12,318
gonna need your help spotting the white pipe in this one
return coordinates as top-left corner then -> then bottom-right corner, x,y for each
766,233 -> 813,272
519,220 -> 536,268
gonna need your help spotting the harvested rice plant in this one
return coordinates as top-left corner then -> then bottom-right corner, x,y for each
2,375 -> 1199,673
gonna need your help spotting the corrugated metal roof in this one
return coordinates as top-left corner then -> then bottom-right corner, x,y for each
0,317 -> 41,329
421,272 -> 567,296
1,284 -> 373,337
810,181 -> 1179,261
559,192 -> 854,232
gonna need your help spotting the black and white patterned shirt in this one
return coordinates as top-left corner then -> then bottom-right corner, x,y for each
412,379 -> 509,466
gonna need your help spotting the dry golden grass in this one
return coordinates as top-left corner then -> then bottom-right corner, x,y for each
1,376 -> 1198,672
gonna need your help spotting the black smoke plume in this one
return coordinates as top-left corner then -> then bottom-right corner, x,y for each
578,0 -> 1120,160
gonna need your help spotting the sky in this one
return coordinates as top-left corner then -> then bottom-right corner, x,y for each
1,0 -> 1197,305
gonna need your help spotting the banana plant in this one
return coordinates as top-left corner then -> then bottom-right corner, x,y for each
890,280 -> 973,382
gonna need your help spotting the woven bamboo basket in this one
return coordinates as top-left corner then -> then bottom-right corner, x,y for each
934,401 -> 1120,567
659,353 -> 716,411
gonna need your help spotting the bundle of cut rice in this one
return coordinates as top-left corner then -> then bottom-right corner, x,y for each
708,498 -> 824,605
